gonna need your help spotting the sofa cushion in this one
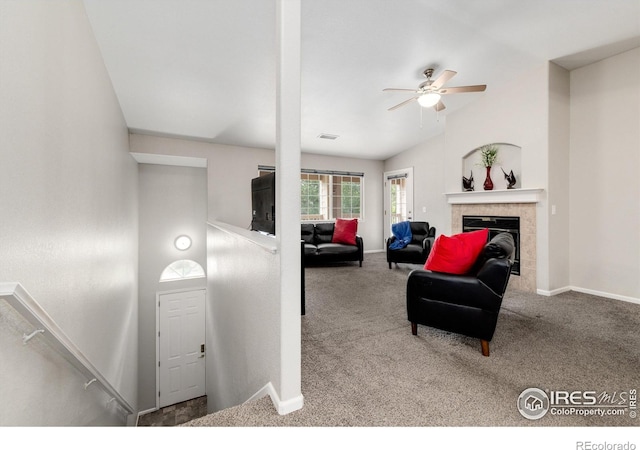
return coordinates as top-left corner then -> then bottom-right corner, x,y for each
301,223 -> 316,244
483,232 -> 515,260
304,243 -> 318,255
409,221 -> 429,246
424,228 -> 489,275
392,243 -> 424,257
317,243 -> 357,254
332,218 -> 358,245
314,222 -> 335,244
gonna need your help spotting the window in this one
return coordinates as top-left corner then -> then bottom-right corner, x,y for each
331,175 -> 361,219
301,173 -> 327,220
259,166 -> 364,221
160,260 -> 206,282
390,176 -> 407,225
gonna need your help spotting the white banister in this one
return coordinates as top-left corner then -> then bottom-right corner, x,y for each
0,282 -> 135,416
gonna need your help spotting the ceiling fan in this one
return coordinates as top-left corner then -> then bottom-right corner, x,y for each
384,68 -> 486,112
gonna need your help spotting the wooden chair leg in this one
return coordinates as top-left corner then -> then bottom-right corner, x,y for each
411,322 -> 417,335
480,339 -> 490,357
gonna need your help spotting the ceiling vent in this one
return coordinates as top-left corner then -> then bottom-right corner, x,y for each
318,133 -> 339,140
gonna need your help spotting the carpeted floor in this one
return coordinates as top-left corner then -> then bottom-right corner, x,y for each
182,251 -> 639,427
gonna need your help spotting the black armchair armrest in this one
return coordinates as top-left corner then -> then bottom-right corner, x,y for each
422,236 -> 435,255
476,258 -> 513,296
356,235 -> 364,266
407,269 -> 503,312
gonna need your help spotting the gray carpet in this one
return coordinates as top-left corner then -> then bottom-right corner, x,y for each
182,252 -> 639,427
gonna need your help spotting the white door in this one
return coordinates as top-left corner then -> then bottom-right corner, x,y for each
383,168 -> 414,244
158,289 -> 206,408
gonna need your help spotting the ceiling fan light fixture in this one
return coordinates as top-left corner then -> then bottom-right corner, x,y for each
417,92 -> 441,108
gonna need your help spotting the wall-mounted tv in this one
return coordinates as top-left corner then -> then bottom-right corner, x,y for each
250,172 -> 275,235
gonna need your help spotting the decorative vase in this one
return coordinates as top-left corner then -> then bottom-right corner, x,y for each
483,166 -> 494,191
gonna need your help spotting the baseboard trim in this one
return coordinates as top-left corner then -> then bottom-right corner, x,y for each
364,249 -> 384,254
246,382 -> 304,416
570,286 -> 640,305
537,286 -> 639,305
537,286 -> 572,296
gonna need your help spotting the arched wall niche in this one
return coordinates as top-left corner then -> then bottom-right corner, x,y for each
461,143 -> 522,191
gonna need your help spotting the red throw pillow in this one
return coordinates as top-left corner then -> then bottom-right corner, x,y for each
424,228 -> 489,274
332,218 -> 358,245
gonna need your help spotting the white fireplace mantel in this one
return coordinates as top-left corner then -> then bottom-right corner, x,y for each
445,188 -> 544,204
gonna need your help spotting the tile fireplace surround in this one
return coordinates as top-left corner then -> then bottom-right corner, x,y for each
447,189 -> 542,293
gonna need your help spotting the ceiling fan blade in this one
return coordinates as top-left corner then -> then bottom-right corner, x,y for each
439,85 -> 487,94
434,100 -> 446,112
383,88 -> 419,92
388,96 -> 418,111
430,70 -> 457,90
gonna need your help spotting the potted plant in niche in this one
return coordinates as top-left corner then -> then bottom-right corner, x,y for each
478,144 -> 499,190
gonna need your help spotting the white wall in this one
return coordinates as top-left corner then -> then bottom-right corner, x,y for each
137,164 -> 208,410
0,1 -> 138,425
570,48 -> 640,300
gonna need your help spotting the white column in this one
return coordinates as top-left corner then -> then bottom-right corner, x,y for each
275,0 -> 303,414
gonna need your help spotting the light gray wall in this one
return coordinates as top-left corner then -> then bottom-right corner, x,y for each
570,47 -> 640,300
137,164 -> 208,410
206,224 -> 281,412
382,53 -> 640,302
0,1 -> 138,425
547,62 -> 571,290
130,133 -> 386,252
444,63 -> 552,290
130,134 -> 275,228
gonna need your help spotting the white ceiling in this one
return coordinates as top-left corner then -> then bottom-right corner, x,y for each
83,0 -> 640,161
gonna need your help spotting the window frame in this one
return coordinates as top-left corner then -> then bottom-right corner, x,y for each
258,166 -> 365,222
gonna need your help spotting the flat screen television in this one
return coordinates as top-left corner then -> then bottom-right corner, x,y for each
250,172 -> 275,235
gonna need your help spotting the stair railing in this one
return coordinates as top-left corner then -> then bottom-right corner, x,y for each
0,282 -> 134,418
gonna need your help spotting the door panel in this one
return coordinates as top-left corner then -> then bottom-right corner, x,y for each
158,289 -> 206,408
383,168 -> 414,244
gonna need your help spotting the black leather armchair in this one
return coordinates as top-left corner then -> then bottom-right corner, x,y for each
386,221 -> 436,269
406,232 -> 515,356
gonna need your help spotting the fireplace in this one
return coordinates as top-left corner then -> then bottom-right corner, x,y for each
463,215 -> 520,275
451,202 -> 537,292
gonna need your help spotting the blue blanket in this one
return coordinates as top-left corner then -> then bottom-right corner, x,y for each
389,221 -> 412,250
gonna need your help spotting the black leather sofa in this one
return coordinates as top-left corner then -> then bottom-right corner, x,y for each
406,232 -> 515,356
301,223 -> 363,267
386,221 -> 436,269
